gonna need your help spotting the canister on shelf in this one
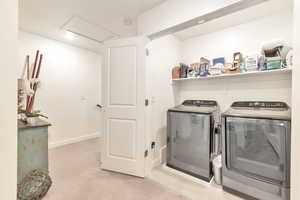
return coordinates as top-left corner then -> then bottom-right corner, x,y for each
172,66 -> 181,79
231,52 -> 243,73
245,54 -> 259,72
199,57 -> 210,77
180,63 -> 189,78
190,62 -> 200,77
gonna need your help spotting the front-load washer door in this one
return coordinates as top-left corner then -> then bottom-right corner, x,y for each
167,111 -> 211,180
225,117 -> 290,185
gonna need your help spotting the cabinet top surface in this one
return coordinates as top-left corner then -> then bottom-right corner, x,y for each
18,119 -> 51,130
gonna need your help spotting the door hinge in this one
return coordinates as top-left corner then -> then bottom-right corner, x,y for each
145,99 -> 149,106
167,137 -> 170,144
146,48 -> 149,56
151,141 -> 156,149
144,150 -> 148,157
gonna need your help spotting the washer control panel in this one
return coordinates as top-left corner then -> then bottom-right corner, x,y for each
182,100 -> 217,107
231,101 -> 289,109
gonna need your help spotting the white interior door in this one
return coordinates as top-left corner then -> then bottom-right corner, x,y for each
101,37 -> 148,177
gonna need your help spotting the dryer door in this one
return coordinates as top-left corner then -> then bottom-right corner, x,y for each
167,111 -> 212,180
225,117 -> 290,185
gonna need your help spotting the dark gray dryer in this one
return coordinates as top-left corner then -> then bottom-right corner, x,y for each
167,100 -> 219,182
222,101 -> 291,200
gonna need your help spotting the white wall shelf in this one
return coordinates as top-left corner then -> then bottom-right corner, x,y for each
172,68 -> 292,82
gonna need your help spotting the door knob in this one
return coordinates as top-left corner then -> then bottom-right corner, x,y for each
96,104 -> 103,109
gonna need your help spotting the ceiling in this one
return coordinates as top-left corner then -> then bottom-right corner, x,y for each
174,0 -> 293,40
19,0 -> 293,53
19,0 -> 166,53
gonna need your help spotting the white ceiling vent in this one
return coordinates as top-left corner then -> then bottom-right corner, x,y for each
62,16 -> 119,43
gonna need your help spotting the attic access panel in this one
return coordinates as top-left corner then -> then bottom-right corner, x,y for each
63,16 -> 119,43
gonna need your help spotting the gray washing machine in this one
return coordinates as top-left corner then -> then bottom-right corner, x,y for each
167,100 -> 220,182
222,101 -> 291,200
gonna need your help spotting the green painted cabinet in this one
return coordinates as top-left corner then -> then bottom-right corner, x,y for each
18,120 -> 50,183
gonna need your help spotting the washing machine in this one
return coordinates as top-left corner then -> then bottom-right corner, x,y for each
222,101 -> 291,200
167,100 -> 220,182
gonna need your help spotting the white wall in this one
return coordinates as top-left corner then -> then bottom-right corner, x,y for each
182,11 -> 293,64
0,0 -> 18,199
146,35 -> 182,164
18,31 -> 102,147
291,0 -> 300,199
138,0 -> 240,35
179,11 -> 293,111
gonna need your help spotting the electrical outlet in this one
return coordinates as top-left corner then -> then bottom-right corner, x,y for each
151,96 -> 156,104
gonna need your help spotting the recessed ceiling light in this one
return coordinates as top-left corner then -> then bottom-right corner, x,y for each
64,31 -> 76,40
197,20 -> 206,24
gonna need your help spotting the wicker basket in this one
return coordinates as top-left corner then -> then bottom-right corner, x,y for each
17,169 -> 52,200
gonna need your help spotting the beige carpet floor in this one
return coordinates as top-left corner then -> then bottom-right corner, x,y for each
44,138 -> 189,200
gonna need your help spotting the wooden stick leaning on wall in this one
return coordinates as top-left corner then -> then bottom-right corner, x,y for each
25,56 -> 30,110
28,54 -> 43,112
26,50 -> 39,111
27,56 -> 30,80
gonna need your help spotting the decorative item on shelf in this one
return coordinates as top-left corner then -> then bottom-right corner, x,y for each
199,57 -> 210,77
267,58 -> 282,70
230,52 -> 243,73
189,62 -> 200,78
261,40 -> 292,70
209,63 -> 224,76
19,50 -> 47,124
18,109 -> 48,125
210,57 -> 225,76
18,55 -> 34,111
180,63 -> 189,78
18,79 -> 25,110
239,62 -> 246,73
258,55 -> 267,71
224,63 -> 233,74
213,57 -> 225,66
245,54 -> 259,72
187,65 -> 194,78
172,66 -> 181,79
286,50 -> 293,68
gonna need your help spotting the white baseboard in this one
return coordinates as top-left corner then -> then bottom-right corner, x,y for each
152,157 -> 161,168
161,164 -> 215,186
49,132 -> 101,149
